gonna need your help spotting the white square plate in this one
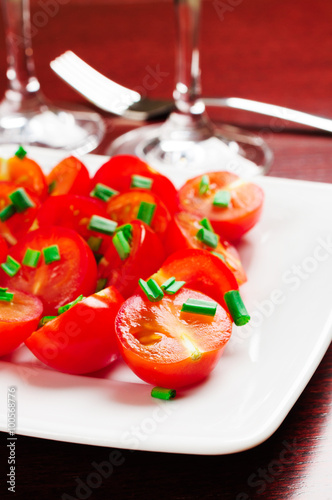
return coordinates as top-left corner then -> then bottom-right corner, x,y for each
0,146 -> 331,455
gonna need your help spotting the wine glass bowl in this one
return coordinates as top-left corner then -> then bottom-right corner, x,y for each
109,0 -> 272,178
0,0 -> 105,154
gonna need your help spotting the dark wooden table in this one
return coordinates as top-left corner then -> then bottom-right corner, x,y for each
0,1 -> 331,499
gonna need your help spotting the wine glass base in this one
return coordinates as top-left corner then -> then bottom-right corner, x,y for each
0,101 -> 105,155
108,122 -> 273,184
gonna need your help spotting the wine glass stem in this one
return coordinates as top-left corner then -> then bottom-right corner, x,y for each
2,0 -> 42,104
173,0 -> 204,115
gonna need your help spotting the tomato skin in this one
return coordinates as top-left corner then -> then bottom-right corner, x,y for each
36,194 -> 112,255
115,288 -> 232,388
0,181 -> 40,246
151,249 -> 238,312
1,227 -> 97,316
92,154 -> 177,213
0,289 -> 43,357
98,220 -> 165,298
0,235 -> 8,262
177,171 -> 264,241
165,212 -> 247,285
0,155 -> 48,200
25,286 -> 123,374
47,156 -> 90,196
105,189 -> 171,240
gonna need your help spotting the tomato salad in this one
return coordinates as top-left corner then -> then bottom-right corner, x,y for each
0,147 -> 263,396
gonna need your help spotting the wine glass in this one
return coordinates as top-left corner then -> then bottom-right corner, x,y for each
109,0 -> 272,180
0,0 -> 105,154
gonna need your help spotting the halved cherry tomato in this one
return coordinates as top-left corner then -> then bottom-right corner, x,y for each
92,155 -> 177,213
151,249 -> 238,312
36,194 -> 112,256
1,227 -> 97,315
47,156 -> 90,196
177,172 -> 264,241
115,288 -> 232,388
105,190 -> 171,239
25,286 -> 123,374
98,220 -> 165,298
0,182 -> 40,246
0,289 -> 43,357
0,235 -> 8,262
165,212 -> 247,285
0,154 -> 47,200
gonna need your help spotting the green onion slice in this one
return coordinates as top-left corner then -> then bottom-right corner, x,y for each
164,280 -> 186,295
224,290 -> 250,326
131,175 -> 153,190
138,278 -> 164,302
213,190 -> 231,208
87,236 -> 103,252
160,277 -> 176,290
15,145 -> 27,159
38,316 -> 57,328
96,278 -> 107,292
0,288 -> 14,302
181,298 -> 217,317
0,204 -> 16,222
199,217 -> 214,232
199,175 -> 210,195
1,256 -> 21,277
88,215 -> 117,235
137,201 -> 156,226
196,227 -> 219,249
115,223 -> 133,242
48,180 -> 56,194
211,251 -> 226,262
90,183 -> 119,202
58,294 -> 84,315
113,231 -> 131,260
22,248 -> 41,268
151,387 -> 176,400
9,188 -> 35,212
43,245 -> 61,265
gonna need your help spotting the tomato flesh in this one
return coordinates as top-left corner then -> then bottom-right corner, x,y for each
177,171 -> 264,241
92,154 -> 177,213
47,156 -> 90,196
165,211 -> 247,285
0,289 -> 43,357
115,288 -> 232,388
1,227 -> 97,315
151,248 -> 238,312
105,189 -> 171,239
98,220 -> 165,298
0,155 -> 47,200
25,286 -> 123,374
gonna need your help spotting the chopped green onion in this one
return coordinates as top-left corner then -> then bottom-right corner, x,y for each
211,251 -> 226,262
196,227 -> 219,249
43,245 -> 61,265
88,215 -> 117,235
164,280 -> 185,295
90,183 -> 119,202
87,236 -> 103,252
113,231 -> 131,260
0,288 -> 14,302
199,217 -> 214,232
0,204 -> 16,222
131,175 -> 153,190
48,180 -> 56,194
137,201 -> 156,226
15,145 -> 27,160
139,278 -> 164,302
224,290 -> 250,326
9,188 -> 35,212
151,387 -> 176,400
181,298 -> 217,317
161,276 -> 176,290
1,256 -> 21,277
115,223 -> 133,242
96,278 -> 107,292
58,294 -> 84,315
38,316 -> 56,328
213,190 -> 231,208
22,248 -> 41,268
199,175 -> 210,195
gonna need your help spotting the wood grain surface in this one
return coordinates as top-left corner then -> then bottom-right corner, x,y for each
0,0 -> 331,499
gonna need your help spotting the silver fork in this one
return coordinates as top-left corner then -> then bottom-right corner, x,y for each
51,51 -> 332,133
